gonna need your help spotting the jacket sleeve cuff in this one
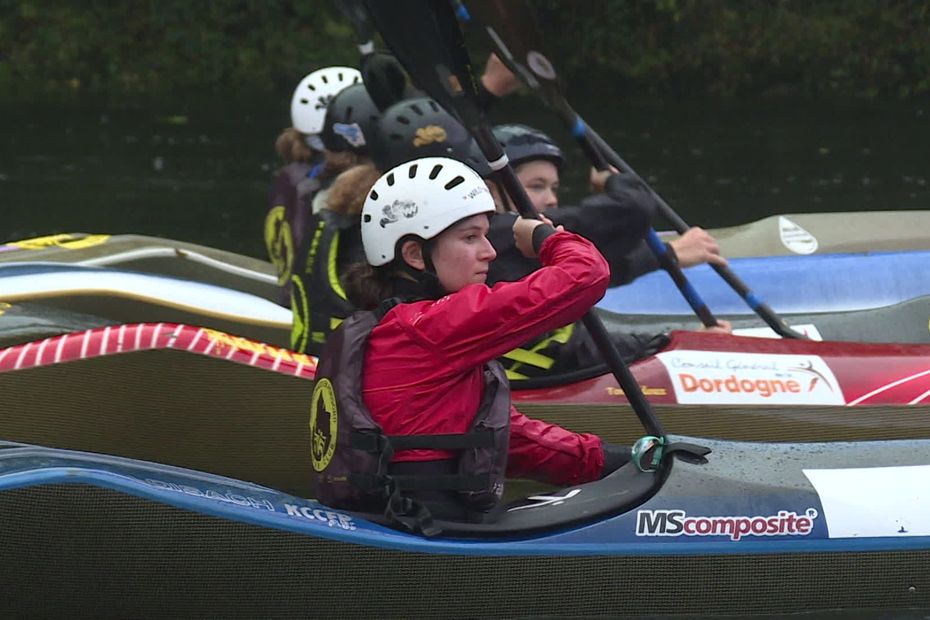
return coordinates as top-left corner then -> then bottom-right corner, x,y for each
532,224 -> 558,254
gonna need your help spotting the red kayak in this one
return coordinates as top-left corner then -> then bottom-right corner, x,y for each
2,323 -> 929,407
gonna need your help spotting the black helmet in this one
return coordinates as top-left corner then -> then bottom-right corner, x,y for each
320,83 -> 382,155
492,123 -> 564,170
370,97 -> 491,177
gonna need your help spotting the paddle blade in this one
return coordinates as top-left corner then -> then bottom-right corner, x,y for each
364,1 -> 479,126
467,0 -> 567,111
364,0 -> 510,174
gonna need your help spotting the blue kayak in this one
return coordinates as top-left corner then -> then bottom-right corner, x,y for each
598,250 -> 930,315
2,439 -> 930,617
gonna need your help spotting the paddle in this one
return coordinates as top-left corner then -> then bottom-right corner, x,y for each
468,0 -> 806,339
462,4 -> 719,329
363,0 -> 666,439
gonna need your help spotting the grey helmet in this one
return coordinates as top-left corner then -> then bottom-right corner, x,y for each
320,83 -> 382,155
492,123 -> 564,170
371,97 -> 491,177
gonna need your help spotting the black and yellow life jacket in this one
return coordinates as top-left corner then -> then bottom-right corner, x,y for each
309,299 -> 511,535
289,209 -> 359,356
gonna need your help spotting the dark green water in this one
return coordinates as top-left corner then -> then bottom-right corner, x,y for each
2,93 -> 928,259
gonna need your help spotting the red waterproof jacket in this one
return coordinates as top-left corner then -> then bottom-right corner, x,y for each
362,230 -> 610,487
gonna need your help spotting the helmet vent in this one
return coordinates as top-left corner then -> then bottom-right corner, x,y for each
408,164 -> 418,178
345,105 -> 354,121
369,190 -> 379,201
321,75 -> 329,84
386,173 -> 396,186
363,214 -> 372,222
337,72 -> 344,81
411,103 -> 424,116
428,100 -> 440,113
429,164 -> 443,180
444,176 -> 465,190
306,84 -> 316,91
397,115 -> 411,125
300,98 -> 309,105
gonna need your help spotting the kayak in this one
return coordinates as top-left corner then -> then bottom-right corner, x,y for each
658,210 -> 930,257
2,322 -> 929,481
0,232 -> 278,300
0,263 -> 292,347
0,301 -> 116,348
598,250 -> 930,315
4,212 -> 930,312
596,295 -> 930,344
3,437 -> 930,618
3,261 -> 930,358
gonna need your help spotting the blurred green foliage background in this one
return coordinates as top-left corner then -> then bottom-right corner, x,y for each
2,0 -> 928,100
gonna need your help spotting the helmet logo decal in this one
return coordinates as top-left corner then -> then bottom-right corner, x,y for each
379,199 -> 418,228
526,51 -> 557,81
314,93 -> 335,111
413,125 -> 448,147
333,122 -> 366,147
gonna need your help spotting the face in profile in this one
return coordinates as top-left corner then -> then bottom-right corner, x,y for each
402,214 -> 496,293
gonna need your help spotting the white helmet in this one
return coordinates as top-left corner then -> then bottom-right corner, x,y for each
361,157 -> 495,266
290,66 -> 362,135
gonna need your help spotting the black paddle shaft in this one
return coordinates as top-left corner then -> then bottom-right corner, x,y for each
470,0 -> 802,339
364,0 -> 665,438
469,1 -> 719,328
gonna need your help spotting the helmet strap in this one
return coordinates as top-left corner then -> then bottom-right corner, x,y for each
393,238 -> 447,300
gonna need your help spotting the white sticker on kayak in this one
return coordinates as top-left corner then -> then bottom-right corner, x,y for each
656,350 -> 844,405
804,465 -> 930,538
732,323 -> 823,341
779,216 -> 818,254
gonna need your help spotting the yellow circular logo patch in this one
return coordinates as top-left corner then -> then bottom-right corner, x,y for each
264,206 -> 294,286
309,378 -> 338,472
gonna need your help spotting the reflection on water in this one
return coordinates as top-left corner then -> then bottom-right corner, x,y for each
1,94 -> 928,258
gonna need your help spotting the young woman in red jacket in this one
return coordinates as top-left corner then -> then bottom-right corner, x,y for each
310,156 -> 630,528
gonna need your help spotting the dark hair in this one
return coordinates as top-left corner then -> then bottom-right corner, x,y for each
274,127 -> 313,163
344,236 -> 443,309
344,262 -> 407,310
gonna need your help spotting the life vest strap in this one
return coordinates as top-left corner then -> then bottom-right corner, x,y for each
350,471 -> 490,492
350,428 -> 495,453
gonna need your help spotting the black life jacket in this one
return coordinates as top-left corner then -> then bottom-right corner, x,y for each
265,162 -> 324,307
290,209 -> 358,355
309,299 -> 511,534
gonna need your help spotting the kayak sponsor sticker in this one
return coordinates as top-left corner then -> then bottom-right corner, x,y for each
778,216 -> 818,254
656,350 -> 844,405
804,464 -> 930,538
636,508 -> 819,541
284,504 -> 357,531
732,323 -> 823,341
146,478 -> 357,531
508,489 -> 581,512
1,232 -> 110,252
145,478 -> 275,512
